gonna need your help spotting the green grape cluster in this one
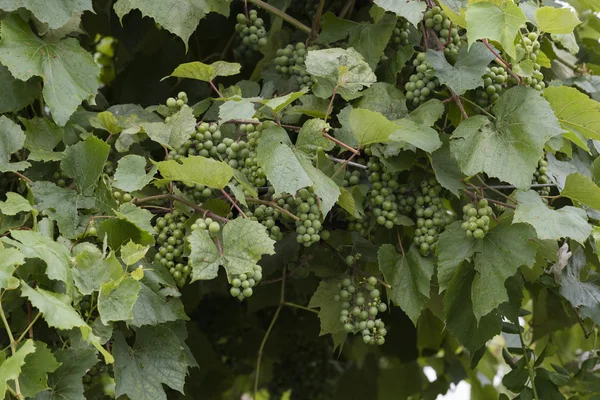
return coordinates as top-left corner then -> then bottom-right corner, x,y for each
83,362 -> 112,393
476,65 -> 509,107
169,122 -> 223,160
517,32 -> 545,91
112,189 -> 133,204
274,43 -> 318,88
533,155 -> 551,197
246,204 -> 283,241
154,211 -> 190,286
229,265 -> 263,300
425,6 -> 462,56
405,53 -> 439,107
366,156 -> 403,229
94,35 -> 116,85
389,18 -> 410,49
237,121 -> 267,187
342,169 -> 361,187
52,169 -> 71,188
348,214 -> 370,236
461,199 -> 493,239
412,178 -> 446,256
293,188 -> 324,247
233,10 -> 268,62
336,274 -> 388,345
397,185 -> 416,214
165,91 -> 188,113
287,260 -> 310,279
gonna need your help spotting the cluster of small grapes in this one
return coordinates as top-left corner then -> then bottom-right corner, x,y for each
237,121 -> 267,187
405,53 -> 440,107
365,155 -> 404,229
286,259 -> 310,279
476,65 -> 509,107
229,265 -> 263,300
245,203 -> 283,241
274,43 -> 319,88
412,178 -> 446,256
389,18 -> 411,49
233,10 -> 268,62
342,169 -> 361,187
336,273 -> 388,345
94,35 -> 116,85
51,169 -> 71,188
461,199 -> 493,239
154,211 -> 190,286
293,189 -> 324,247
533,155 -> 551,198
348,214 -> 371,237
112,189 -> 133,204
169,122 -> 224,161
517,32 -> 545,91
83,362 -> 112,393
165,92 -> 189,115
425,6 -> 462,57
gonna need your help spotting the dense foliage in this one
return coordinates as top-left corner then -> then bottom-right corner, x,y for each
0,0 -> 599,399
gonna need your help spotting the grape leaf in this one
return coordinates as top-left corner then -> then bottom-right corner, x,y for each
0,16 -> 99,126
559,248 -> 600,310
430,135 -> 466,197
155,156 -> 234,190
131,277 -> 188,327
142,106 -> 196,150
257,126 -> 340,215
36,349 -> 98,400
61,135 -> 110,196
13,341 -> 60,398
0,64 -> 39,114
514,190 -> 592,244
296,119 -> 334,153
561,172 -> 600,210
30,181 -> 95,240
378,244 -> 435,324
0,193 -> 32,216
465,1 -> 527,59
425,43 -> 496,95
0,0 -> 93,29
443,262 -> 502,353
305,48 -> 377,100
536,6 -> 581,34
263,88 -> 309,113
113,326 -> 188,400
374,0 -> 427,27
543,86 -> 600,142
354,82 -> 408,120
308,278 -> 347,350
388,118 -> 442,153
98,274 -> 141,324
0,116 -> 30,173
21,117 -> 63,162
114,0 -> 231,50
113,154 -> 157,192
450,87 -> 563,189
0,340 -> 35,398
73,246 -> 123,295
188,218 -> 275,282
120,241 -> 149,266
164,60 -> 241,82
435,221 -> 480,292
219,98 -> 257,123
0,248 -> 23,291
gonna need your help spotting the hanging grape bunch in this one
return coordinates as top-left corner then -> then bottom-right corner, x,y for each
336,271 -> 388,346
412,178 -> 446,256
94,35 -> 117,85
517,32 -> 545,91
342,169 -> 361,187
229,265 -> 263,300
425,6 -> 462,56
274,42 -> 319,89
245,203 -> 283,241
238,120 -> 267,188
154,211 -> 191,286
233,10 -> 268,62
382,17 -> 411,61
293,188 -> 324,247
533,155 -> 551,198
165,92 -> 189,119
476,65 -> 509,107
405,52 -> 440,107
365,154 -> 403,230
461,199 -> 493,239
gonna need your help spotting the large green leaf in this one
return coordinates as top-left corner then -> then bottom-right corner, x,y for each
113,154 -> 157,192
378,244 -> 435,324
308,278 -> 347,350
0,0 -> 93,29
353,82 -> 408,120
256,126 -> 340,215
36,349 -> 97,400
73,246 -> 123,295
543,86 -> 600,142
0,340 -> 35,398
21,117 -> 63,162
435,221 -> 480,292
188,218 -> 275,282
374,0 -> 427,27
113,0 -> 231,50
561,172 -> 600,210
0,16 -> 99,126
296,118 -> 334,154
155,156 -> 233,190
430,136 -> 466,197
0,64 -> 39,114
450,87 -> 563,189
142,106 -> 196,149
165,61 -> 240,82
131,274 -> 188,327
514,190 -> 591,244
559,248 -> 600,311
14,341 -> 60,398
61,135 -> 110,195
536,6 -> 581,34
305,47 -> 377,100
0,247 -> 23,291
113,326 -> 188,400
98,274 -> 141,324
425,42 -> 496,95
465,1 -> 527,59
0,116 -> 30,173
0,193 -> 32,216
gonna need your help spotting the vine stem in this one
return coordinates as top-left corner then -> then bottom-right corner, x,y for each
328,156 -> 367,169
209,81 -> 224,98
324,84 -> 338,122
469,180 -> 518,204
463,189 -> 516,209
518,327 -> 540,400
133,194 -> 229,222
308,0 -> 326,43
17,313 -> 40,343
247,0 -> 312,35
482,39 -> 523,85
460,96 -> 495,119
338,0 -> 355,19
220,189 -> 247,218
332,151 -> 358,178
451,89 -> 468,120
254,266 -> 286,397
0,295 -> 24,399
12,172 -> 31,183
245,198 -> 300,221
282,302 -> 318,314
223,119 -> 301,132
